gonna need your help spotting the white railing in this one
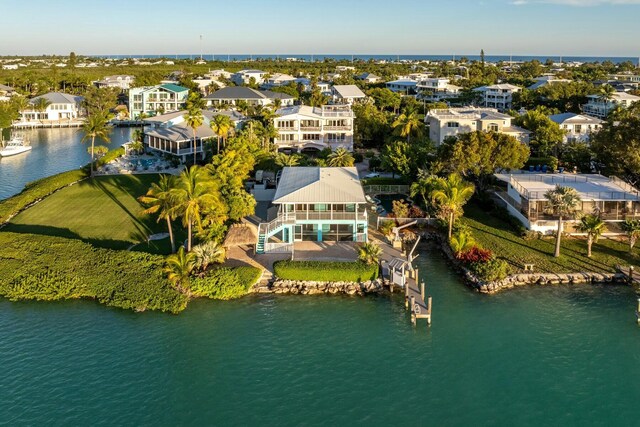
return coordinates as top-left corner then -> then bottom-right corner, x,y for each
377,217 -> 433,229
510,175 -> 640,201
265,242 -> 293,253
280,212 -> 367,222
364,185 -> 411,195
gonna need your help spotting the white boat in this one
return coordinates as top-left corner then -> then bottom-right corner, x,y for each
0,137 -> 32,157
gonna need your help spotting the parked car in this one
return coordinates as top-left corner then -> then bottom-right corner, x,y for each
364,172 -> 380,179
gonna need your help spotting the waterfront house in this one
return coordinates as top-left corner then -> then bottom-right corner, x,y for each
204,87 -> 294,108
474,83 -> 521,111
94,75 -> 135,90
581,92 -> 640,118
426,107 -> 530,145
331,85 -> 367,105
549,113 -> 603,143
128,84 -> 189,119
273,104 -> 355,153
497,173 -> 640,233
19,92 -> 84,122
256,166 -> 368,254
231,69 -> 267,86
385,78 -> 418,94
416,78 -> 462,102
143,110 -> 245,162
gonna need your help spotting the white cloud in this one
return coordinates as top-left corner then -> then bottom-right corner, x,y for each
511,0 -> 640,5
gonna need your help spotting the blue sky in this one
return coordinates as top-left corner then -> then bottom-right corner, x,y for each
1,0 -> 639,56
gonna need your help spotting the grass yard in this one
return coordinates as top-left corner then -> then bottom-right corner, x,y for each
462,203 -> 639,275
5,174 -> 179,253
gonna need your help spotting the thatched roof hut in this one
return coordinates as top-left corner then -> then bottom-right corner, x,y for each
223,223 -> 258,248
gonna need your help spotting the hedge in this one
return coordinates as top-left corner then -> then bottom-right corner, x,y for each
273,260 -> 378,282
190,266 -> 262,300
0,232 -> 188,313
361,177 -> 409,185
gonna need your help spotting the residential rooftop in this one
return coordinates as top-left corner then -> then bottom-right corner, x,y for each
273,167 -> 366,204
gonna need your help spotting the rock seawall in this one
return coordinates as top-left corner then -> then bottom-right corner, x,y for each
473,272 -> 628,293
252,279 -> 386,296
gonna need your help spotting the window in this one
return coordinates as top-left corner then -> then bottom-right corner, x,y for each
575,125 -> 582,133
488,123 -> 499,132
446,122 -> 459,128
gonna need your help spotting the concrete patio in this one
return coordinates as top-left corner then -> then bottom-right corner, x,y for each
292,241 -> 359,261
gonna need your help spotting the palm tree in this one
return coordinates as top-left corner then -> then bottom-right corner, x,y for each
81,112 -> 112,176
172,166 -> 220,252
327,147 -> 355,167
33,97 -> 51,123
210,114 -> 233,153
357,242 -> 383,265
275,152 -> 301,167
410,172 -> 438,209
598,84 -> 616,105
544,185 -> 582,257
139,175 -> 179,253
163,247 -> 195,294
183,108 -> 204,164
191,240 -> 226,272
449,229 -> 476,257
430,173 -> 475,239
621,219 -> 640,253
392,110 -> 423,142
577,214 -> 605,257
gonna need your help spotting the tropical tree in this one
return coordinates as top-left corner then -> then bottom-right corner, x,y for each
172,166 -> 221,251
191,240 -> 226,272
327,147 -> 355,167
357,242 -> 383,265
544,185 -> 582,257
81,111 -> 112,175
410,171 -> 439,209
275,152 -> 301,167
449,229 -> 476,257
163,247 -> 195,294
577,214 -> 605,257
91,145 -> 108,158
430,173 -> 475,239
139,174 -> 179,253
621,219 -> 640,253
210,114 -> 233,153
391,110 -> 423,142
33,97 -> 51,122
598,84 -> 616,105
183,107 -> 204,164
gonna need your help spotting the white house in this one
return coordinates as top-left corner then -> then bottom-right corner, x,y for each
19,92 -> 84,122
581,92 -> 640,118
549,113 -> 604,143
0,84 -> 16,101
231,69 -> 267,86
331,85 -> 367,105
274,104 -> 355,153
261,73 -> 297,89
386,79 -> 417,94
356,73 -> 382,83
474,83 -> 521,111
94,75 -> 135,90
527,75 -> 571,90
426,107 -> 530,145
128,84 -> 189,119
204,87 -> 295,107
416,78 -> 462,102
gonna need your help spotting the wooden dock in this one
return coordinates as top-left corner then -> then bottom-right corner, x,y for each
403,270 -> 432,326
616,265 -> 640,285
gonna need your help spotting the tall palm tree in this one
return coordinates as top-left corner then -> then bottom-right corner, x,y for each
138,175 -> 179,253
172,166 -> 220,252
598,84 -> 616,105
327,147 -> 355,167
410,171 -> 439,209
210,114 -> 233,153
163,247 -> 195,294
621,219 -> 640,253
430,173 -> 475,239
183,108 -> 204,164
81,112 -> 112,176
392,110 -> 423,142
577,214 -> 605,257
544,185 -> 581,257
33,97 -> 51,122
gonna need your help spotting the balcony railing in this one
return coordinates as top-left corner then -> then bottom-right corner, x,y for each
277,126 -> 298,131
300,126 -> 322,131
324,126 -> 351,131
281,212 -> 367,222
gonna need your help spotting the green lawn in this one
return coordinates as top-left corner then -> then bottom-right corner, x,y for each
6,174 -> 178,252
462,203 -> 639,275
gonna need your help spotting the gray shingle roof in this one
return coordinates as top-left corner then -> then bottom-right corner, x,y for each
273,167 -> 366,204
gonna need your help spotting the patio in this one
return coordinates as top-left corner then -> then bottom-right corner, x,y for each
292,241 -> 359,261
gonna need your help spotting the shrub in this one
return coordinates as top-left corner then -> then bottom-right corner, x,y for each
190,266 -> 262,300
458,246 -> 493,263
470,258 -> 508,282
368,156 -> 382,170
273,260 -> 378,282
353,152 -> 364,163
408,206 -> 425,218
392,199 -> 409,218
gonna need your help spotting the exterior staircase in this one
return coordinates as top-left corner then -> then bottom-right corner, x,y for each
255,215 -> 291,254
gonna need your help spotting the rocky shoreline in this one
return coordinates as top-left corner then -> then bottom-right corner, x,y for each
252,279 -> 387,296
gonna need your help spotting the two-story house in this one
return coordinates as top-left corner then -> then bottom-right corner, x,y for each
581,92 -> 640,118
256,166 -> 368,254
93,75 -> 135,90
549,113 -> 603,143
385,78 -> 418,94
474,83 -> 521,111
204,87 -> 294,108
426,107 -> 530,145
19,92 -> 84,122
128,84 -> 189,118
273,105 -> 355,153
231,69 -> 267,86
416,78 -> 462,102
331,85 -> 367,105
260,73 -> 297,89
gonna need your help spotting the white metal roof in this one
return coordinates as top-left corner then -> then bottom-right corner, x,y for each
273,167 -> 367,204
332,85 -> 366,98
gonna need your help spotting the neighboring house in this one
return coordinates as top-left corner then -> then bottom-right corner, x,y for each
205,69 -> 232,79
336,66 -> 356,72
474,83 -> 521,111
295,78 -> 331,94
0,84 -> 16,101
356,72 -> 381,83
549,113 -> 604,143
609,74 -> 640,83
527,76 -> 571,90
256,166 -> 368,254
261,73 -> 297,89
143,110 -> 246,162
385,79 -> 418,94
274,105 -> 355,152
204,87 -> 295,107
231,69 -> 267,85
581,92 -> 640,118
416,78 -> 462,102
426,107 -> 530,145
19,92 -> 84,122
331,85 -> 367,105
497,173 -> 640,233
128,84 -> 189,118
2,64 -> 19,70
93,75 -> 135,90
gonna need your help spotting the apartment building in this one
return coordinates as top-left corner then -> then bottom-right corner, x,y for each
128,84 -> 189,118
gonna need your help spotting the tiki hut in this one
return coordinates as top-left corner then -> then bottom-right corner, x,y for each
223,223 -> 258,251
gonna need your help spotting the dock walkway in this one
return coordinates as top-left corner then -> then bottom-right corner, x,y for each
403,270 -> 432,326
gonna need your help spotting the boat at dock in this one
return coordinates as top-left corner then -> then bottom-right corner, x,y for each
0,136 -> 32,157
